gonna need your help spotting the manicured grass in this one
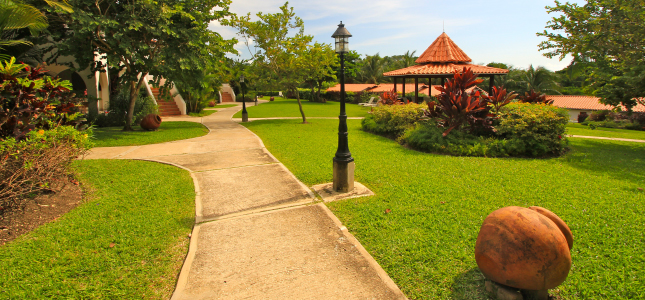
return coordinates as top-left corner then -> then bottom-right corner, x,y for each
242,119 -> 645,299
205,104 -> 237,110
188,110 -> 216,117
92,121 -> 208,147
567,123 -> 645,140
0,160 -> 195,299
232,97 -> 371,119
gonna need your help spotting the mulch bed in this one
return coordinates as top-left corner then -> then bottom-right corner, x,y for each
0,180 -> 83,246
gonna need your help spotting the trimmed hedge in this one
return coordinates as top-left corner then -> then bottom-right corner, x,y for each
361,104 -> 426,137
363,102 -> 570,157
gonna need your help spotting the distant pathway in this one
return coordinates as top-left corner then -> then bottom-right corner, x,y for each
85,104 -> 406,300
569,135 -> 645,143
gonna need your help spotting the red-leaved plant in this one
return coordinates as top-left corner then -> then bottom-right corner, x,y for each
379,89 -> 403,105
519,89 -> 553,105
487,86 -> 518,112
0,58 -> 86,140
425,67 -> 493,136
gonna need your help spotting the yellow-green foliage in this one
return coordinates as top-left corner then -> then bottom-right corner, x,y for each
362,104 -> 425,136
497,103 -> 569,156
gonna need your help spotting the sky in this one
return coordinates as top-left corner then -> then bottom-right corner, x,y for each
210,0 -> 586,72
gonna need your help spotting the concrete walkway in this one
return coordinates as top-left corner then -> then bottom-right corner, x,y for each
84,104 -> 407,300
569,135 -> 645,143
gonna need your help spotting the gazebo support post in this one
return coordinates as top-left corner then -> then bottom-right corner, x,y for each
393,77 -> 397,95
402,79 -> 406,101
441,77 -> 445,87
489,75 -> 495,95
414,77 -> 419,103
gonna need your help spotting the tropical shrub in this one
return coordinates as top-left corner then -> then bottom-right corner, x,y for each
589,110 -> 610,121
401,122 -> 512,157
519,89 -> 554,105
0,125 -> 92,209
90,88 -> 157,127
0,58 -> 86,140
425,67 -> 492,136
496,103 -> 569,156
361,103 -> 425,137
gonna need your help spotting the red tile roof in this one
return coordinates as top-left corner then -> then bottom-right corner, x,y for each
546,95 -> 645,112
326,83 -> 378,92
416,33 -> 471,64
383,63 -> 509,77
326,84 -> 443,96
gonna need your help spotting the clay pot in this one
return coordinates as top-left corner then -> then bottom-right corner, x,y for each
475,206 -> 573,290
140,114 -> 162,131
270,96 -> 275,101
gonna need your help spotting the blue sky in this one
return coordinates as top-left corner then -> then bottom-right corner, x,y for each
211,0 -> 585,72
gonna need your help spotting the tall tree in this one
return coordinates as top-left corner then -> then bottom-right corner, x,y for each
538,0 -> 645,110
230,2 -> 332,123
51,0 -> 235,130
359,53 -> 386,84
302,42 -> 337,102
0,0 -> 71,62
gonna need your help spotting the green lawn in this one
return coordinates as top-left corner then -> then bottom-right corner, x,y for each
92,121 -> 208,147
567,123 -> 645,140
232,97 -> 371,119
205,104 -> 237,110
242,119 -> 645,300
0,160 -> 195,299
189,110 -> 217,117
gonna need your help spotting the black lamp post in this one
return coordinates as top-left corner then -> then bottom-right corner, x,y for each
240,75 -> 248,122
331,21 -> 354,193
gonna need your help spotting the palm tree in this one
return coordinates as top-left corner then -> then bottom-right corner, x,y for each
359,53 -> 386,84
520,65 -> 560,95
0,0 -> 72,62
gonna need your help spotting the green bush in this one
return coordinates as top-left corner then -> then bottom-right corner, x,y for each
589,110 -> 611,121
1,126 -> 92,208
401,122 -> 512,157
91,89 -> 158,127
361,104 -> 426,137
495,103 -> 569,156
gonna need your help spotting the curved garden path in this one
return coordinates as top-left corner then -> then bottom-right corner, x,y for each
84,104 -> 407,300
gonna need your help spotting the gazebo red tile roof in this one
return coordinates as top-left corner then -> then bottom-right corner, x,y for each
383,63 -> 509,77
415,32 -> 471,64
381,32 -> 508,103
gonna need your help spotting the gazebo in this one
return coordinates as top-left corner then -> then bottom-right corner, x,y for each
383,32 -> 509,103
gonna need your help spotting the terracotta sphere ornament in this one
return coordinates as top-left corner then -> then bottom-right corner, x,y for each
475,206 -> 573,291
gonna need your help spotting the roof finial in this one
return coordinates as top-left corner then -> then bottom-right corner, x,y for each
443,21 -> 445,33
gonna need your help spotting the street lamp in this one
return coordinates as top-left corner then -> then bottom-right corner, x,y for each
331,21 -> 354,193
240,75 -> 248,122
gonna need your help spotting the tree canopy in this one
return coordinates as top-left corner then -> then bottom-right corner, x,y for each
538,0 -> 645,110
49,0 -> 236,129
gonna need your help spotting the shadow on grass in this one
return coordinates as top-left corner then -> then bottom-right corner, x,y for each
450,268 -> 489,300
563,139 -> 645,185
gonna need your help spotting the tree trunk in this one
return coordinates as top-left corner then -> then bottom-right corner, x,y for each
308,82 -> 315,102
123,73 -> 148,131
295,88 -> 307,124
316,80 -> 322,102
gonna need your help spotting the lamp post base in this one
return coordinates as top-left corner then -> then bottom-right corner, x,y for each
333,160 -> 355,193
242,112 -> 248,122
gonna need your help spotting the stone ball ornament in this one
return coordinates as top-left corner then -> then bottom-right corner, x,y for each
475,206 -> 573,291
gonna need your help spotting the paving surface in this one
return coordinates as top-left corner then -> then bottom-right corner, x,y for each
569,135 -> 645,143
84,104 -> 407,300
